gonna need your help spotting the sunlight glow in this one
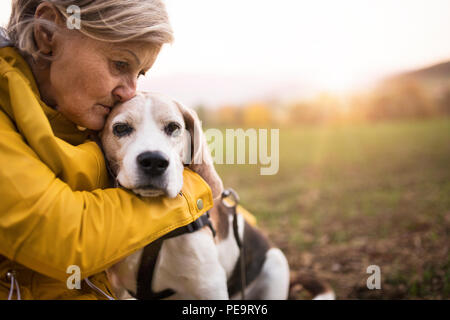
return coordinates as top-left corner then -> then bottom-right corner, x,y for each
0,1 -> 449,103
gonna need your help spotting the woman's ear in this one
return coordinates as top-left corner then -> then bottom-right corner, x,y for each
174,100 -> 224,200
33,2 -> 65,56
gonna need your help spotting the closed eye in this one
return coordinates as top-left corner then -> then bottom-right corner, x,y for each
113,61 -> 130,73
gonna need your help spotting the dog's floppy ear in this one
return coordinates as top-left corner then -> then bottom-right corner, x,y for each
174,100 -> 224,200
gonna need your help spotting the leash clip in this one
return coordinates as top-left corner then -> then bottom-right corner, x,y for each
221,188 -> 240,208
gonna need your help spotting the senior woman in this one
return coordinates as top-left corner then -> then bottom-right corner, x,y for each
0,0 -> 213,299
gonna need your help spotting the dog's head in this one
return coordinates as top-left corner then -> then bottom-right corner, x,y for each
100,92 -> 223,199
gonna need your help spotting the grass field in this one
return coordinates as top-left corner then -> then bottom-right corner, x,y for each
213,117 -> 450,299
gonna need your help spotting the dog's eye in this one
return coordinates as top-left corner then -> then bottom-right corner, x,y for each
113,123 -> 133,137
165,122 -> 181,136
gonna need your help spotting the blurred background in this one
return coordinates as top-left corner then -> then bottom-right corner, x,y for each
1,0 -> 449,299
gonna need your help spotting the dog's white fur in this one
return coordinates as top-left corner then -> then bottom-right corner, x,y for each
101,92 -> 289,299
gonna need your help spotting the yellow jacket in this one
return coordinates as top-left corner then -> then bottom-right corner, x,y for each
0,46 -> 213,299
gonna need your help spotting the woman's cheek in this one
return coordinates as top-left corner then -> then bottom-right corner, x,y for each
50,63 -> 82,105
84,71 -> 116,102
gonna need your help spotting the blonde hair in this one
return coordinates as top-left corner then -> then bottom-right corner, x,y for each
6,0 -> 173,58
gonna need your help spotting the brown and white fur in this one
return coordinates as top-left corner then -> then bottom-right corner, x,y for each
100,92 -> 332,300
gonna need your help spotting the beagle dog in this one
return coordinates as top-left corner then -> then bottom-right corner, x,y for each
100,92 -> 330,300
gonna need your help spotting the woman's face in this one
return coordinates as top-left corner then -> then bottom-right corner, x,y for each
41,33 -> 157,131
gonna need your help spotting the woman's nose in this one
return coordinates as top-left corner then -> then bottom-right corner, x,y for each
112,78 -> 137,102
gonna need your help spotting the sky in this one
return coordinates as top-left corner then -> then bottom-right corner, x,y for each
1,0 -> 449,107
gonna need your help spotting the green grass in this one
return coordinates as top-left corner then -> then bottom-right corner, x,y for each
211,117 -> 450,299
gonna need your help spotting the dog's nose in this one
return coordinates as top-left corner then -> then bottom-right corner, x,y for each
137,151 -> 169,176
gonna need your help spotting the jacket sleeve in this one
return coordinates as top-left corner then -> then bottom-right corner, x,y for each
0,111 -> 213,282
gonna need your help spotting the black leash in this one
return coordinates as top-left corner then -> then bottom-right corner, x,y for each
222,189 -> 246,300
